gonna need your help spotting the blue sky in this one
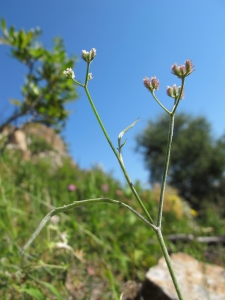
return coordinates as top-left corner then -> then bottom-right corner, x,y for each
0,0 -> 225,186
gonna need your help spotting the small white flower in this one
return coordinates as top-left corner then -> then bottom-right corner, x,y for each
87,73 -> 93,81
63,68 -> 75,79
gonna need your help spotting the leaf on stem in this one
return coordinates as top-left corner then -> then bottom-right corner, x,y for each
118,118 -> 140,151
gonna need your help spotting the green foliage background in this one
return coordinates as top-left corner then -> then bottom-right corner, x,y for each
0,145 -> 224,299
0,19 -> 78,133
136,113 -> 225,210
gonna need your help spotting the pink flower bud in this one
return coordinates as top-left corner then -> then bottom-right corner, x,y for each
179,65 -> 186,76
143,76 -> 159,93
166,86 -> 173,97
185,60 -> 194,76
151,76 -> 160,90
143,77 -> 151,89
171,64 -> 181,77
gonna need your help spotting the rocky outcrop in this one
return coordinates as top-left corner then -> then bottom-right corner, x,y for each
142,253 -> 225,300
8,129 -> 27,152
2,123 -> 74,166
23,123 -> 66,155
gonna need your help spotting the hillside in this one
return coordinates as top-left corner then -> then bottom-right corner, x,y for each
0,125 -> 224,299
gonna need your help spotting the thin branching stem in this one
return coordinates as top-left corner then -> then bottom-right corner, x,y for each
157,78 -> 185,228
156,229 -> 184,300
151,92 -> 171,115
157,114 -> 174,228
171,78 -> 185,115
21,198 -> 156,255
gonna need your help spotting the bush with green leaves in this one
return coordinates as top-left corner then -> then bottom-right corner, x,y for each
0,19 -> 78,133
136,113 -> 225,209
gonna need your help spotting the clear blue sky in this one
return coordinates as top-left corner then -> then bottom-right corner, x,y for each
0,0 -> 225,186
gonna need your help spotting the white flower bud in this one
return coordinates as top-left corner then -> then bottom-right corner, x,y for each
82,50 -> 89,62
87,73 -> 93,81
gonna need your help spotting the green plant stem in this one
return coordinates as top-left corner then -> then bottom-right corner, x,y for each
171,78 -> 185,115
157,114 -> 174,228
21,198 -> 156,255
84,87 -> 154,224
151,92 -> 171,115
156,228 -> 184,300
156,78 -> 185,228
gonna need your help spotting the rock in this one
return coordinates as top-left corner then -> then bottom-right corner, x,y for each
142,253 -> 225,300
23,123 -> 66,155
2,123 -> 75,166
8,129 -> 27,152
121,280 -> 142,300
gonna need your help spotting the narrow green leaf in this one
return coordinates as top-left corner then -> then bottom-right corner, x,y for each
9,98 -> 22,106
9,26 -> 15,37
118,118 -> 140,140
118,118 -> 140,150
1,18 -> 6,30
41,282 -> 65,300
21,287 -> 45,300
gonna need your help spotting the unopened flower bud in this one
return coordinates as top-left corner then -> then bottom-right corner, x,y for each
151,77 -> 160,90
172,84 -> 177,96
89,48 -> 96,61
179,65 -> 186,76
171,64 -> 181,77
166,84 -> 184,99
82,50 -> 89,62
185,60 -> 194,76
63,68 -> 75,79
143,76 -> 159,93
87,73 -> 93,81
166,86 -> 173,97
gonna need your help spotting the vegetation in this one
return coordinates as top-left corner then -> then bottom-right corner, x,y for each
136,113 -> 225,210
0,19 -> 78,133
1,146 -> 224,299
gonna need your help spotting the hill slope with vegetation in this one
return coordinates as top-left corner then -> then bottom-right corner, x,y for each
0,132 -> 224,299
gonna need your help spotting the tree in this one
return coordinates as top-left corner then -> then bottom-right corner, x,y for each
0,19 -> 78,133
136,113 -> 225,208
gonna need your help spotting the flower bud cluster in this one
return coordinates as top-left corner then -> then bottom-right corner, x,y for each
166,84 -> 184,100
63,68 -> 75,79
143,76 -> 160,93
82,48 -> 97,63
171,60 -> 194,78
